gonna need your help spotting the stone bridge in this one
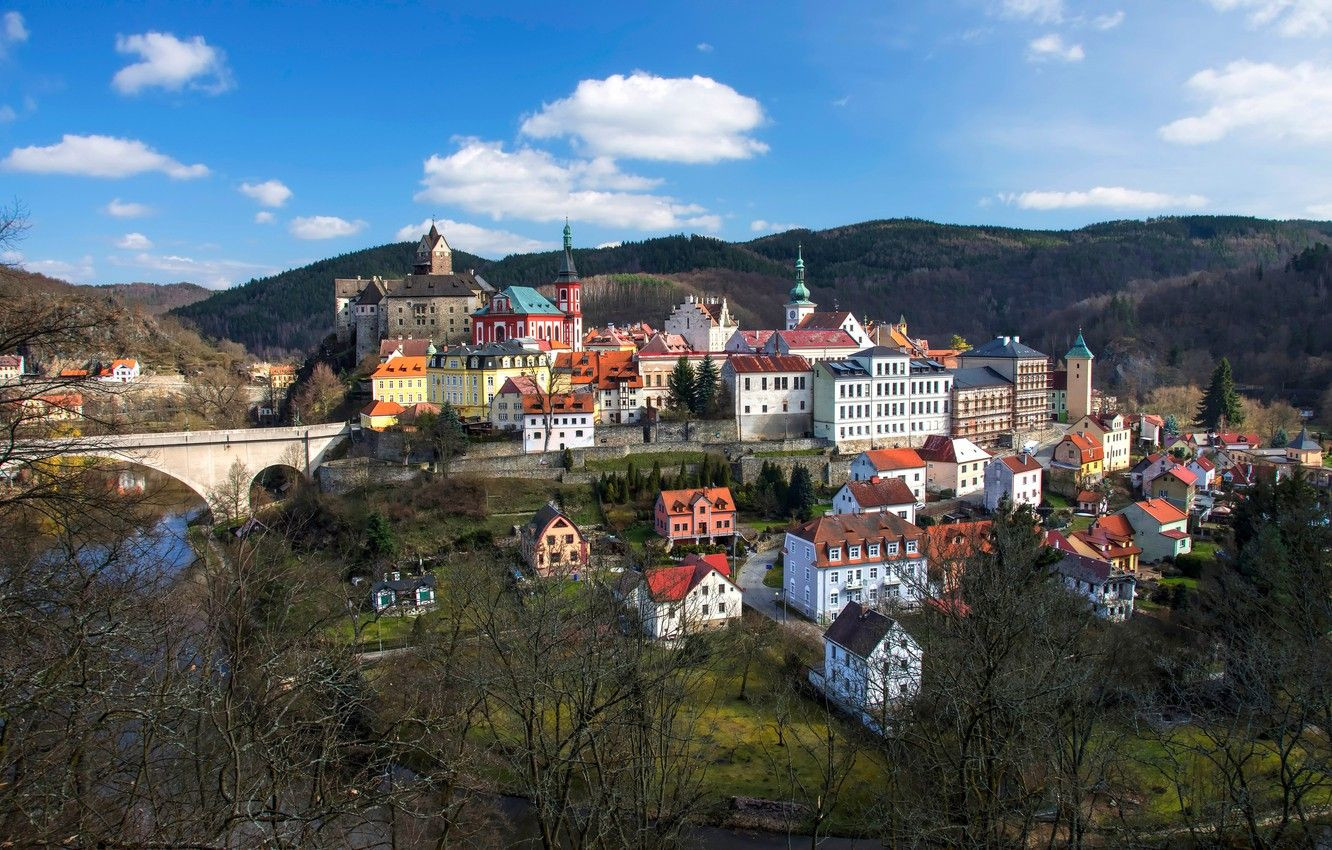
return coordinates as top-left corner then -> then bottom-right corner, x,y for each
51,422 -> 352,516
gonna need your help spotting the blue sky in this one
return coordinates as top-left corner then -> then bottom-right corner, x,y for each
2,0 -> 1330,287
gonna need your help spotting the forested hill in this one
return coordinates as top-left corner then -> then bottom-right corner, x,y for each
171,215 -> 1332,370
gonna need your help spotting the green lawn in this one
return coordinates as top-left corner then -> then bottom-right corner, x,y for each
1045,491 -> 1071,509
1158,576 -> 1199,590
1190,539 -> 1221,560
585,450 -> 709,473
763,562 -> 784,589
1068,514 -> 1094,533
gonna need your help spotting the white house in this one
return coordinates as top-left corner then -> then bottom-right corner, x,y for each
1069,413 -> 1132,472
522,392 -> 595,453
0,354 -> 24,383
983,452 -> 1044,512
99,358 -> 140,383
721,353 -> 814,441
765,329 -> 863,365
784,512 -> 927,623
831,477 -> 917,523
663,296 -> 736,353
809,601 -> 921,732
1186,455 -> 1217,491
490,375 -> 540,431
849,448 -> 927,503
1050,551 -> 1136,621
916,434 -> 992,497
617,553 -> 741,640
812,347 -> 953,451
791,311 -> 872,348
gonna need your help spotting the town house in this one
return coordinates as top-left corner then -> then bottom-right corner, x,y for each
522,392 -> 595,454
664,295 -> 736,353
916,434 -> 992,497
809,602 -> 921,732
831,476 -> 917,522
1069,412 -> 1132,472
1050,551 -> 1136,621
654,486 -> 737,546
812,347 -> 953,450
983,452 -> 1044,511
784,512 -> 927,623
959,336 -> 1050,432
618,553 -> 741,640
1119,498 -> 1192,562
518,504 -> 590,578
721,354 -> 813,441
849,448 -> 927,502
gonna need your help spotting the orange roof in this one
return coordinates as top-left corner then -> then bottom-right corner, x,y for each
1062,432 -> 1104,463
845,477 -> 916,508
790,512 -> 923,567
555,350 -> 642,389
522,392 -> 595,414
644,560 -> 734,602
1133,498 -> 1187,524
361,399 -> 405,417
38,392 -> 83,409
370,356 -> 427,379
657,487 -> 735,516
1091,513 -> 1135,539
861,448 -> 925,471
1000,454 -> 1043,474
924,520 -> 994,563
110,358 -> 138,370
1162,465 -> 1198,486
680,552 -> 731,577
58,369 -> 89,378
1076,489 -> 1102,503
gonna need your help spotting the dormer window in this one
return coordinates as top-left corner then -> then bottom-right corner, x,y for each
906,540 -> 918,554
887,543 -> 899,555
829,547 -> 842,561
868,544 -> 880,557
849,545 -> 861,559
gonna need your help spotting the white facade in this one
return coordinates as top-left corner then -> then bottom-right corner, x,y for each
1070,413 -> 1132,472
848,451 -> 928,503
919,436 -> 992,496
817,609 -> 921,730
722,355 -> 814,441
626,567 -> 742,640
663,296 -> 736,353
523,409 -> 594,453
831,481 -> 917,523
983,454 -> 1044,511
812,348 -> 953,450
784,519 -> 927,624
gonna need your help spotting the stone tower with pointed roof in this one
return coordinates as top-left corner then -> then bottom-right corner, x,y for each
1066,330 -> 1094,422
553,220 -> 583,349
785,244 -> 816,330
414,223 -> 453,275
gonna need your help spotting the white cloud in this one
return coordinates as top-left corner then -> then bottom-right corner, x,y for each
1207,0 -> 1332,36
288,215 -> 366,240
1160,60 -> 1332,144
105,198 -> 152,218
254,210 -> 275,224
112,32 -> 233,95
1092,10 -> 1125,29
1027,33 -> 1084,62
832,95 -> 851,107
415,138 -> 721,231
1000,186 -> 1208,210
238,179 -> 292,207
21,254 -> 97,283
1306,202 -> 1332,217
3,10 -> 27,43
750,219 -> 802,233
520,72 -> 768,164
999,0 -> 1064,23
393,218 -> 553,258
116,232 -> 152,250
109,251 -> 277,289
696,42 -> 714,52
3,134 -> 209,179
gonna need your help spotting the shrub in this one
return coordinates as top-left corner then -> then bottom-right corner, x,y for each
1174,552 -> 1210,579
938,488 -> 956,500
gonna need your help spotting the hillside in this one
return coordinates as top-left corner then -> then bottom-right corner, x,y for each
169,215 -> 1332,399
97,282 -> 212,315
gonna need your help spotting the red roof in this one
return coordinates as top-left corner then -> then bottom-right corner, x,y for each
1000,454 -> 1043,474
657,487 -> 735,516
794,311 -> 854,331
522,392 -> 595,414
644,560 -> 733,602
1076,490 -> 1102,504
1133,498 -> 1187,524
1141,414 -> 1164,427
727,354 -> 810,373
1191,456 -> 1215,472
774,329 -> 858,347
680,552 -> 731,577
1216,432 -> 1260,447
860,448 -> 925,472
370,356 -> 427,379
733,330 -> 776,349
845,477 -> 916,508
497,375 -> 541,396
1163,465 -> 1199,486
379,338 -> 433,358
1160,529 -> 1189,540
1062,432 -> 1105,463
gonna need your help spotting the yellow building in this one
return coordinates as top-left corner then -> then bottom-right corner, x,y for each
428,339 -> 552,420
1065,331 -> 1093,422
370,355 -> 429,405
359,399 -> 405,431
1069,412 -> 1132,472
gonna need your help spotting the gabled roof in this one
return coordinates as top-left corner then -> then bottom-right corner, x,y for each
999,453 -> 1043,474
790,512 -> 923,558
556,350 -> 642,389
357,278 -> 387,305
398,401 -> 441,424
361,399 -> 405,417
843,477 -> 916,508
371,573 -> 437,594
859,448 -> 925,472
371,356 -> 427,379
823,601 -> 898,659
497,375 -> 542,396
657,487 -> 735,516
474,285 -> 562,316
1140,414 -> 1165,427
680,552 -> 731,577
644,560 -> 733,602
732,329 -> 775,349
924,520 -> 994,564
952,365 -> 1013,389
965,336 -> 1047,359
917,434 -> 991,465
639,332 -> 692,355
1190,455 -> 1216,471
795,311 -> 855,331
522,392 -> 595,415
773,329 -> 858,348
1051,551 -> 1112,585
1076,489 -> 1103,504
1132,498 -> 1188,524
387,273 -> 485,298
1060,432 -> 1104,463
1161,465 -> 1199,486
1090,513 -> 1135,539
727,354 -> 810,373
380,338 -> 433,358
524,503 -> 579,538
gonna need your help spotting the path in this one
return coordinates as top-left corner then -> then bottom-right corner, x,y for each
737,542 -> 823,640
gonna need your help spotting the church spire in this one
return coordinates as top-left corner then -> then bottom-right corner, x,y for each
789,243 -> 811,304
556,218 -> 579,283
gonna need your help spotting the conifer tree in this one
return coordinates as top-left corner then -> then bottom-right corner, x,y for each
667,356 -> 696,412
786,465 -> 817,520
648,460 -> 663,493
1196,357 -> 1245,430
693,356 -> 719,415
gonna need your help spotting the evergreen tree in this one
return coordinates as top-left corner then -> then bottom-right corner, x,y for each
677,459 -> 691,489
1164,414 -> 1180,434
693,356 -> 719,416
667,356 -> 696,412
1196,357 -> 1245,430
1271,427 -> 1290,448
786,465 -> 817,520
648,460 -> 663,493
365,512 -> 396,559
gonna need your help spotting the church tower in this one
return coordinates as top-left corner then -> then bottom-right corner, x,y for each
784,244 -> 816,330
554,219 -> 583,350
1066,330 -> 1094,421
414,223 -> 452,275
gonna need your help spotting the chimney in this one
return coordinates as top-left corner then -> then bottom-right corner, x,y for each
1002,336 -> 1011,346
1013,335 -> 1021,343
870,475 -> 880,483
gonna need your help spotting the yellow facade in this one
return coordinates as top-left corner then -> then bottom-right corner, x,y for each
428,342 -> 552,420
370,356 -> 429,406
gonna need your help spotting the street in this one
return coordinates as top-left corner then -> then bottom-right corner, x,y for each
736,541 -> 824,640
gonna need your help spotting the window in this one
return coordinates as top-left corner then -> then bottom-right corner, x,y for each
829,548 -> 841,561
906,541 -> 918,553
868,544 -> 879,558
849,545 -> 861,559
870,567 -> 878,578
830,571 -> 839,583
718,601 -> 726,613
702,604 -> 710,616
830,593 -> 839,606
888,543 -> 898,555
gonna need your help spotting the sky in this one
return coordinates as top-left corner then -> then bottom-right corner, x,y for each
1,0 -> 1331,288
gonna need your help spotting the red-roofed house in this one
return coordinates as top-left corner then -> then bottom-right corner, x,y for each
917,434 -> 992,496
654,486 -> 737,545
359,399 -> 405,431
783,512 -> 927,622
1119,499 -> 1192,562
1213,432 -> 1262,451
924,520 -> 994,591
1136,413 -> 1166,448
1076,489 -> 1108,515
1186,455 -> 1217,490
832,477 -> 918,522
1068,513 -> 1142,573
724,328 -> 777,354
557,349 -> 644,423
1142,463 -> 1198,513
98,358 -> 140,384
850,448 -> 927,502
371,355 -> 428,405
984,452 -> 1044,511
1052,431 -> 1105,484
618,555 -> 741,639
764,328 -> 861,363
721,353 -> 814,440
522,392 -> 595,453
490,375 -> 541,430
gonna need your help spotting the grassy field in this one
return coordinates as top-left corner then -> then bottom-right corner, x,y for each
1158,576 -> 1200,591
1068,514 -> 1095,533
763,562 -> 784,589
1045,492 -> 1072,509
752,448 -> 826,458
585,450 -> 709,473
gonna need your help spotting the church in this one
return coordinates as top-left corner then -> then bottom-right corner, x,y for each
471,221 -> 585,350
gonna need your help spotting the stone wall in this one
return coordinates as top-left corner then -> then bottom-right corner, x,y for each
318,457 -> 421,494
735,453 -> 849,487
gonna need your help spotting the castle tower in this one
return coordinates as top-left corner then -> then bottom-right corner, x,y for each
414,222 -> 453,275
784,244 -> 815,330
1065,330 -> 1094,421
554,219 -> 583,350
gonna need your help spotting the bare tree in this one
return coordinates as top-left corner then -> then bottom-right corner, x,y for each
208,457 -> 252,523
183,365 -> 252,429
293,362 -> 344,424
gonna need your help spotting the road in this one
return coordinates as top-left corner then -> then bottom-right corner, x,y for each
737,541 -> 824,640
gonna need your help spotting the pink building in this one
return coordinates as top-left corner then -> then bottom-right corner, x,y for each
654,487 -> 737,545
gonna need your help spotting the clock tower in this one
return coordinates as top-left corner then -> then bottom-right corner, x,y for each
784,244 -> 815,330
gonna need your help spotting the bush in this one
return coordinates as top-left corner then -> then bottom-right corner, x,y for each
938,488 -> 956,500
1174,552 -> 1210,579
